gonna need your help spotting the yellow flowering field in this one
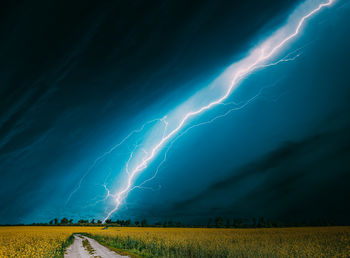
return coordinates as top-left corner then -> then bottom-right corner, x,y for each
0,226 -> 349,257
0,226 -> 97,257
88,226 -> 350,257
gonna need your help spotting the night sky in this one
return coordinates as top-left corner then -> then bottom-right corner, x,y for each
1,0 -> 350,225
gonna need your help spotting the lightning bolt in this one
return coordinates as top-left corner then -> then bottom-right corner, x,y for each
126,86 -> 279,196
65,117 -> 166,205
102,0 -> 335,222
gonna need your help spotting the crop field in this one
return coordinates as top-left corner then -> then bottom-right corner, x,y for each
0,226 -> 349,257
0,226 -> 96,257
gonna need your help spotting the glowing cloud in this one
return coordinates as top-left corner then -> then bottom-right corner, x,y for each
101,0 -> 335,222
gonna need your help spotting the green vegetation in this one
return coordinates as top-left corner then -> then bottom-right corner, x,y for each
83,233 -> 148,257
54,234 -> 74,257
84,227 -> 350,258
82,238 -> 95,255
82,233 -> 141,258
27,216 -> 341,228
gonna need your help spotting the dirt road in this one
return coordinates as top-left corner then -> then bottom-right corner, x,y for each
64,234 -> 129,258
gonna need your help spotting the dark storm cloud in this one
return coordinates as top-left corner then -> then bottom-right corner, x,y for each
0,1 -> 108,223
171,120 -> 350,223
0,3 -> 104,154
1,0 -> 298,155
0,0 -> 301,223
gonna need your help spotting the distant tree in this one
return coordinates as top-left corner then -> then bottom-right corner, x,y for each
252,218 -> 257,228
207,218 -> 212,228
60,218 -> 69,225
274,220 -> 283,227
141,219 -> 147,227
168,221 -> 174,227
233,218 -> 243,228
215,217 -> 224,228
162,221 -> 167,227
226,218 -> 231,228
69,219 -> 73,225
266,219 -> 272,228
49,220 -> 53,225
175,221 -> 182,227
54,218 -> 58,225
257,217 -> 266,228
135,221 -> 140,227
125,219 -> 131,227
90,219 -> 95,224
97,220 -> 102,224
105,219 -> 112,224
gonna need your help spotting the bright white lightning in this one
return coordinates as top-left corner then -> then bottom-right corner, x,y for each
66,117 -> 166,205
130,82 -> 285,191
86,80 -> 282,209
102,0 -> 335,222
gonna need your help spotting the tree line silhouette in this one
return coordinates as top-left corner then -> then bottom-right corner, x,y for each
11,216 -> 339,228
